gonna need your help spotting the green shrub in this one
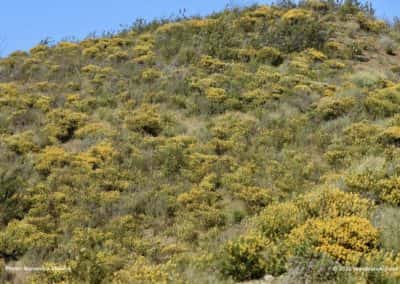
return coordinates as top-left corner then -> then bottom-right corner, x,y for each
267,8 -> 329,53
256,47 -> 284,66
378,127 -> 400,146
3,131 -> 38,154
376,177 -> 400,206
357,12 -> 387,33
45,109 -> 88,142
365,84 -> 400,117
199,55 -> 226,73
125,104 -> 162,136
295,188 -> 374,219
314,97 -> 355,120
112,257 -> 169,284
0,220 -> 55,258
344,122 -> 379,145
257,202 -> 303,239
35,146 -> 71,175
221,233 -> 269,281
141,67 -> 162,82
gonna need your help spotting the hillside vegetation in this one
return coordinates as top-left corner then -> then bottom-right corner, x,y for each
1,0 -> 400,283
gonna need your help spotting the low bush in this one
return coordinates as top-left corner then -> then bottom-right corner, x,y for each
286,216 -> 379,265
125,104 -> 162,136
220,233 -> 269,281
314,96 -> 355,120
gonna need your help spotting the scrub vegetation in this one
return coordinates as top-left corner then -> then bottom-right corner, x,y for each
0,0 -> 400,283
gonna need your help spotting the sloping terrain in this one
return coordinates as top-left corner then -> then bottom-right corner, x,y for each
0,0 -> 400,283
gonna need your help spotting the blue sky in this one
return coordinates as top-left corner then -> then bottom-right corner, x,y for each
0,0 -> 399,56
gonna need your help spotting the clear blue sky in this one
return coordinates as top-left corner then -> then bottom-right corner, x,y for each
0,0 -> 399,57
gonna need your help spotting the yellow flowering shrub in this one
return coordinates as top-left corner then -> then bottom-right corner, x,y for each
112,257 -> 169,284
185,18 -> 216,30
293,84 -> 312,96
0,220 -> 56,258
242,89 -> 275,105
286,217 -> 379,265
141,67 -> 162,82
0,83 -> 33,109
74,122 -> 117,139
34,95 -> 52,112
303,0 -> 329,11
255,6 -> 279,18
282,9 -> 313,24
155,22 -> 185,34
210,112 -> 258,141
45,109 -> 88,142
314,96 -> 355,120
205,87 -> 227,103
257,202 -> 304,239
295,188 -> 374,219
3,131 -> 38,154
132,51 -> 155,65
305,48 -> 327,62
184,153 -> 233,183
133,43 -> 153,57
221,233 -> 270,281
256,47 -> 284,66
324,41 -> 347,58
288,58 -> 310,75
82,46 -> 101,58
199,55 -> 226,73
125,104 -> 162,136
29,44 -> 50,56
54,41 -> 80,55
177,186 -> 220,211
232,186 -> 273,212
376,177 -> 400,206
107,50 -> 129,62
344,122 -> 379,145
233,48 -> 256,62
35,146 -> 70,175
89,141 -> 116,162
365,84 -> 400,117
345,170 -> 381,198
324,59 -> 346,69
357,12 -> 387,33
378,126 -> 400,146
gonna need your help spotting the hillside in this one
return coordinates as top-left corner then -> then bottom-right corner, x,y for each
0,0 -> 400,283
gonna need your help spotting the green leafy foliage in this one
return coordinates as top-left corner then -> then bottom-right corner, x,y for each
0,2 -> 399,283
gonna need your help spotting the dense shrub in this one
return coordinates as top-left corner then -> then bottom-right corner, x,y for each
266,8 -> 329,53
0,220 -> 55,259
314,96 -> 355,120
378,127 -> 400,146
286,217 -> 379,265
0,2 -> 399,283
199,55 -> 226,73
45,109 -> 88,142
256,47 -> 284,66
3,131 -> 38,154
258,202 -> 303,239
125,104 -> 162,136
112,257 -> 169,284
221,233 -> 269,281
365,84 -> 400,117
295,188 -> 374,219
35,146 -> 70,175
